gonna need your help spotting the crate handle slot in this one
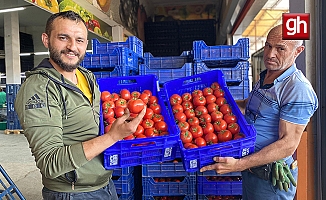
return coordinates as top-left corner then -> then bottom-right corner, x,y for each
181,77 -> 202,86
131,141 -> 157,147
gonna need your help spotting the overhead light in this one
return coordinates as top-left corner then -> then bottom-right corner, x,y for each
0,7 -> 26,14
34,52 -> 49,56
19,53 -> 31,56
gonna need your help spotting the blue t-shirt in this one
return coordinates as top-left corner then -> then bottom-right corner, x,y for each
245,64 -> 318,151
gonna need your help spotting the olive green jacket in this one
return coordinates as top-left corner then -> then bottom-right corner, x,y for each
14,58 -> 112,192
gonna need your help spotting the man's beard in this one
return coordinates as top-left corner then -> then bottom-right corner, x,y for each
49,44 -> 85,72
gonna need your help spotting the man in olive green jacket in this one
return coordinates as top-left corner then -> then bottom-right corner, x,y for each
14,11 -> 145,200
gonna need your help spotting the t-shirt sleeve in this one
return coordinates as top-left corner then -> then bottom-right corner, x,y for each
279,81 -> 318,125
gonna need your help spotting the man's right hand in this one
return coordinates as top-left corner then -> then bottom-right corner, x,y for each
107,107 -> 146,142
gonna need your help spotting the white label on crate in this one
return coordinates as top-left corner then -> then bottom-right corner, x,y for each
242,148 -> 250,156
164,147 -> 172,157
110,155 -> 118,166
190,159 -> 197,168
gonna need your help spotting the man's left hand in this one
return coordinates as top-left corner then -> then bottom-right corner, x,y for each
200,157 -> 240,174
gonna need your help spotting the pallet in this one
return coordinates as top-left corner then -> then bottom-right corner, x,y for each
3,129 -> 24,135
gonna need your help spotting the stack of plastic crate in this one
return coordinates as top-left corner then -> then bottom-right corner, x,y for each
81,36 -> 143,78
192,38 -> 250,100
6,84 -> 22,130
138,51 -> 193,104
141,151 -> 197,200
112,167 -> 135,200
197,171 -> 243,200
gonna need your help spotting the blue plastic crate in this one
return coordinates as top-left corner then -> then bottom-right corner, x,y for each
6,84 -> 20,95
194,61 -> 249,84
197,175 -> 242,196
97,75 -> 179,169
228,84 -> 250,100
142,161 -> 195,177
162,70 -> 256,172
142,195 -> 197,200
197,170 -> 241,177
81,47 -> 139,74
118,189 -> 135,200
113,167 -> 134,177
139,63 -> 192,86
92,36 -> 143,57
113,172 -> 134,194
193,38 -> 250,67
143,52 -> 192,69
142,175 -> 196,196
0,165 -> 25,199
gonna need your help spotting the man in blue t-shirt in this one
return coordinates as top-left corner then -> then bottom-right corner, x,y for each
200,24 -> 318,200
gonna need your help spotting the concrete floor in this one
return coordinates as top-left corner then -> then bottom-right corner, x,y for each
0,131 -> 43,200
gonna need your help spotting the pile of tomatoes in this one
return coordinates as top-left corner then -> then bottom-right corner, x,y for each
101,89 -> 169,139
169,82 -> 245,149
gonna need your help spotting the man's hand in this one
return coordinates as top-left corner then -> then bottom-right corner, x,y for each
272,160 -> 296,192
107,107 -> 146,142
200,157 -> 241,174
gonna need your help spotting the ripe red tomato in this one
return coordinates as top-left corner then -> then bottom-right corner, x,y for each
114,107 -> 125,118
195,137 -> 207,147
105,117 -> 116,125
148,95 -> 158,105
213,89 -> 225,98
233,132 -> 246,140
109,93 -> 119,101
195,106 -> 208,117
183,142 -> 193,149
124,134 -> 135,140
102,100 -> 115,110
172,104 -> 184,114
144,108 -> 154,119
101,91 -> 111,102
193,96 -> 206,106
215,97 -> 227,107
169,94 -> 182,106
141,118 -> 154,129
142,90 -> 152,97
135,133 -> 147,139
213,118 -> 228,132
199,113 -> 212,124
205,132 -> 218,145
178,121 -> 190,131
187,144 -> 198,149
210,110 -> 224,122
219,104 -> 232,115
181,101 -> 193,110
133,125 -> 144,136
224,113 -> 237,124
174,112 -> 187,123
202,122 -> 214,135
205,94 -> 217,104
218,130 -> 233,142
180,130 -> 193,144
115,98 -> 127,108
144,128 -> 159,137
184,109 -> 196,119
104,124 -> 112,133
131,91 -> 141,99
211,82 -> 221,90
206,102 -> 219,113
187,116 -> 200,126
120,89 -> 130,100
102,107 -> 114,119
155,121 -> 168,132
127,99 -> 145,114
182,92 -> 192,102
192,89 -> 203,98
203,87 -> 214,96
139,93 -> 149,104
227,122 -> 240,134
189,125 -> 203,138
149,103 -> 161,114
152,113 -> 164,122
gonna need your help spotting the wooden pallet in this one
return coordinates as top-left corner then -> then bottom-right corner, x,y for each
3,129 -> 24,135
